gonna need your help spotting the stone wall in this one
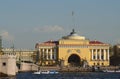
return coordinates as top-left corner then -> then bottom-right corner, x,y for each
0,55 -> 18,76
20,62 -> 38,72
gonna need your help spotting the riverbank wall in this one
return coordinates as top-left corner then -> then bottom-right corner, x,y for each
25,66 -> 120,72
0,55 -> 18,77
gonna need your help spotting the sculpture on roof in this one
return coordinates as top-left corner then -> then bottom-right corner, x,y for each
62,29 -> 85,40
70,29 -> 76,35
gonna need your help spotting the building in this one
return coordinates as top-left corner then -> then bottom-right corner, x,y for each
35,41 -> 57,66
0,50 -> 3,57
113,44 -> 120,56
1,48 -> 38,72
0,54 -> 18,76
2,48 -> 34,63
35,29 -> 110,67
110,44 -> 120,66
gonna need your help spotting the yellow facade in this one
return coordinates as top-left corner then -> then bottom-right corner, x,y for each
58,39 -> 90,66
36,29 -> 110,67
0,49 -> 3,57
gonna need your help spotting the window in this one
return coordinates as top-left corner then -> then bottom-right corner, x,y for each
93,63 -> 95,66
93,55 -> 95,59
2,62 -> 6,66
101,55 -> 104,60
102,63 -> 104,66
97,63 -> 99,66
97,55 -> 99,59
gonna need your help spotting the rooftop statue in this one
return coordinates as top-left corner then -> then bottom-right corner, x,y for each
70,29 -> 76,35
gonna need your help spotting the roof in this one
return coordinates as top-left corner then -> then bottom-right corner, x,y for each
62,29 -> 85,40
35,40 -> 58,48
89,40 -> 104,44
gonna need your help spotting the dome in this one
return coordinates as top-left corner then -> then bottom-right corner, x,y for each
62,29 -> 85,40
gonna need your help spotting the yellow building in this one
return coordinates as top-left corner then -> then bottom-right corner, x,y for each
35,29 -> 110,67
0,50 -> 3,57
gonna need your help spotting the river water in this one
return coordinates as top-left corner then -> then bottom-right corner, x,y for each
1,72 -> 120,79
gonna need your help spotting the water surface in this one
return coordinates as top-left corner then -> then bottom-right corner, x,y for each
15,72 -> 120,79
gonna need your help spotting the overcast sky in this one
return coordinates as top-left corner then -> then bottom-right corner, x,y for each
0,0 -> 120,49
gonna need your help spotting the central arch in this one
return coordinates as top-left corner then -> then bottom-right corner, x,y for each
68,54 -> 81,67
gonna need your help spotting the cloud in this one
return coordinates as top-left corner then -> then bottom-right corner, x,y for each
0,30 -> 14,41
34,25 -> 64,33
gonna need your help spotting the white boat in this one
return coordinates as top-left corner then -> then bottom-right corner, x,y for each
49,70 -> 59,74
102,69 -> 120,73
33,70 -> 59,74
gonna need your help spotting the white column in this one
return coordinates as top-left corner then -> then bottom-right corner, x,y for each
107,49 -> 109,60
50,49 -> 53,60
104,49 -> 106,60
54,49 -> 56,60
99,49 -> 101,60
95,49 -> 97,60
42,49 -> 44,60
91,49 -> 94,60
38,49 -> 41,58
46,49 -> 48,60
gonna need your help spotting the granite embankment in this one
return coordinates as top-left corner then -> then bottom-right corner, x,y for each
32,66 -> 120,72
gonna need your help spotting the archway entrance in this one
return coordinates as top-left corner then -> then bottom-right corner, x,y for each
68,54 -> 81,67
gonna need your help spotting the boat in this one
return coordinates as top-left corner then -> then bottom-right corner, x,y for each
102,69 -> 120,73
33,70 -> 59,74
49,70 -> 59,74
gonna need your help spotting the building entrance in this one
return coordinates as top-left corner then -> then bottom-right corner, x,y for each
68,54 -> 80,67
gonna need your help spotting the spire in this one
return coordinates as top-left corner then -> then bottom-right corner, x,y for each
71,11 -> 76,29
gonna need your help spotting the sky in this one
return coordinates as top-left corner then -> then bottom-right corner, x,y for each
0,0 -> 120,49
